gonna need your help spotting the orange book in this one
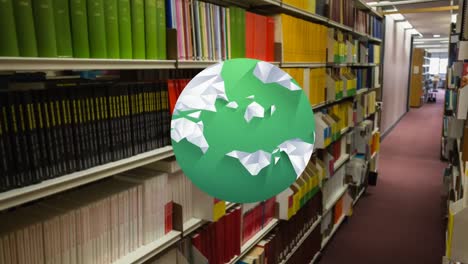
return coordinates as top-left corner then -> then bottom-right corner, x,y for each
254,14 -> 267,61
167,80 -> 177,114
266,17 -> 275,62
334,197 -> 343,224
245,12 -> 255,59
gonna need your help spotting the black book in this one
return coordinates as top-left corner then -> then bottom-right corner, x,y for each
86,84 -> 100,167
107,84 -> 118,161
21,90 -> 41,183
129,83 -> 140,155
48,88 -> 67,176
31,89 -> 51,180
0,96 -> 10,191
62,86 -> 77,173
122,85 -> 133,158
69,86 -> 84,171
77,85 -> 91,169
149,82 -> 158,150
155,82 -> 163,148
161,82 -> 171,146
93,84 -> 108,164
7,92 -> 25,186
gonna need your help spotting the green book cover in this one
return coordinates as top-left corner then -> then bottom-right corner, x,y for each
117,0 -> 132,59
33,0 -> 58,57
239,8 -> 246,58
53,0 -> 73,57
104,0 -> 120,58
0,0 -> 19,56
87,0 -> 107,58
229,7 -> 236,58
13,0 -> 38,57
145,0 -> 157,59
131,0 -> 145,59
155,0 -> 166,59
70,0 -> 90,58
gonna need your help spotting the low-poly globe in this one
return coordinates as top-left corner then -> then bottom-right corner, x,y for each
171,59 -> 315,203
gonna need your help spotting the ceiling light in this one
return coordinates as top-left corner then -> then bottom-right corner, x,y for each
433,34 -> 441,38
414,44 -> 449,48
452,14 -> 457,23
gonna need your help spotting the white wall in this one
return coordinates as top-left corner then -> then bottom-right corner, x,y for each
381,16 -> 413,135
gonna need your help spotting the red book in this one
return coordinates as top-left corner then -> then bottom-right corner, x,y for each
245,12 -> 255,59
215,216 -> 225,264
164,202 -> 173,234
333,141 -> 341,160
192,233 -> 202,252
224,212 -> 232,262
266,17 -> 275,62
167,80 -> 177,114
235,208 -> 241,255
254,14 -> 267,61
463,63 -> 468,77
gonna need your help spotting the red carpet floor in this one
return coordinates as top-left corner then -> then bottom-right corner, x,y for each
319,92 -> 446,264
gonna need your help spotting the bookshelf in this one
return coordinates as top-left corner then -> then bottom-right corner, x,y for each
0,146 -> 174,211
321,214 -> 346,248
441,1 -> 468,262
0,0 -> 383,263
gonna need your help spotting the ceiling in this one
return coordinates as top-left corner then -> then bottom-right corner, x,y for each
365,0 -> 457,38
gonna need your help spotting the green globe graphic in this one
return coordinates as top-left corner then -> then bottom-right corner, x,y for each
171,59 -> 315,203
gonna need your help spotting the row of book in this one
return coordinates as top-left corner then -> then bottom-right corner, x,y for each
277,159 -> 325,220
277,14 -> 328,63
0,169 -> 173,264
326,30 -> 381,64
0,0 -> 167,59
0,81 -> 171,192
329,0 -> 355,28
241,191 -> 322,264
355,9 -> 384,39
314,102 -> 353,149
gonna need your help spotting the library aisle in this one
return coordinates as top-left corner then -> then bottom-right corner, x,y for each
320,92 -> 446,264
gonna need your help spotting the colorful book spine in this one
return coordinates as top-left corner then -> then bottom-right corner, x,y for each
70,0 -> 90,58
33,0 -> 58,57
145,0 -> 158,59
117,0 -> 133,59
13,0 -> 38,57
0,0 -> 19,56
87,0 -> 107,58
53,0 -> 73,57
105,0 -> 120,59
131,0 -> 146,59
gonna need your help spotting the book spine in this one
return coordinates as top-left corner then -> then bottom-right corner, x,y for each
23,91 -> 41,183
0,96 -> 13,190
13,0 -> 38,57
117,0 -> 133,59
104,0 -> 120,59
70,0 -> 90,58
161,82 -> 170,145
93,86 -> 104,164
33,0 -> 58,57
0,105 -> 7,191
131,0 -> 146,59
106,86 -> 116,161
78,87 -> 91,168
53,0 -> 73,57
0,0 -> 19,56
145,0 -> 158,59
63,88 -> 77,172
70,88 -> 83,171
156,0 -> 167,59
87,0 -> 108,58
55,88 -> 71,174
49,89 -> 66,176
87,87 -> 99,166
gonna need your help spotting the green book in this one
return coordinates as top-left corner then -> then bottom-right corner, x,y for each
0,0 -> 19,56
118,0 -> 132,59
53,0 -> 73,57
33,0 -> 58,57
87,0 -> 107,58
131,0 -> 146,59
228,7 -> 236,58
70,0 -> 90,58
239,8 -> 246,58
13,0 -> 38,57
145,0 -> 157,59
104,0 -> 120,58
155,0 -> 166,59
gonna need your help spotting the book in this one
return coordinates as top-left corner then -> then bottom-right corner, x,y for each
104,0 -> 120,59
0,0 -> 19,56
33,0 -> 58,57
145,0 -> 158,60
53,0 -> 73,57
117,0 -> 133,59
87,0 -> 107,58
156,0 -> 167,59
131,0 -> 146,59
13,0 -> 38,57
70,0 -> 90,58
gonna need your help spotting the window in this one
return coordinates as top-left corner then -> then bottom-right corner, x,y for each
429,58 -> 448,74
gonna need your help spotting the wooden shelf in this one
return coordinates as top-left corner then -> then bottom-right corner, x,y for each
281,62 -> 327,68
228,219 -> 279,264
321,214 -> 346,249
0,57 -> 177,71
354,0 -> 383,19
323,185 -> 349,215
281,2 -> 329,24
0,146 -> 174,211
280,217 -> 322,264
177,60 -> 220,69
114,230 -> 181,264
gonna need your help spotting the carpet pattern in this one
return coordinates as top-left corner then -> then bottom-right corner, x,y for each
319,92 -> 446,264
